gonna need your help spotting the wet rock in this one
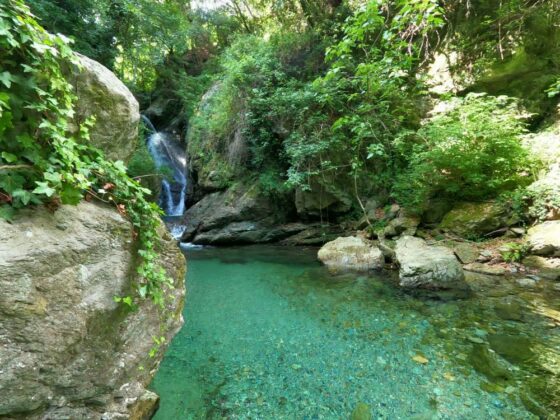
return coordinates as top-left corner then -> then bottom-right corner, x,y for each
450,242 -> 479,264
69,54 -> 139,162
439,202 -> 516,238
395,236 -> 467,289
488,334 -> 534,364
318,236 -> 384,272
463,262 -> 507,276
522,256 -> 560,280
383,212 -> 420,238
0,202 -> 185,418
494,299 -> 524,321
468,345 -> 513,382
526,221 -> 560,256
182,183 -> 289,244
294,180 -> 352,218
377,238 -> 396,262
280,224 -> 346,246
516,277 -> 538,288
350,402 -> 372,420
127,389 -> 160,420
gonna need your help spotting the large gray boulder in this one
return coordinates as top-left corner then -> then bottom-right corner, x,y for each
70,54 -> 140,162
318,236 -> 384,272
526,221 -> 560,256
0,202 -> 185,419
181,183 -> 292,244
395,236 -> 466,289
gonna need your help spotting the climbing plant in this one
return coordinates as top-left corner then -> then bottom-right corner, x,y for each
0,0 -> 172,307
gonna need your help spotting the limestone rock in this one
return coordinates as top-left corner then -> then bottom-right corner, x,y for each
70,54 -> 140,162
295,183 -> 352,219
451,242 -> 479,264
318,236 -> 384,272
463,262 -> 507,276
0,202 -> 185,419
383,212 -> 420,238
395,236 -> 466,289
526,221 -> 560,256
181,184 -> 288,245
439,201 -> 515,238
522,256 -> 560,280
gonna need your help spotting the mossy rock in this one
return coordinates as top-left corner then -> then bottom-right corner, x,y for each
439,201 -> 515,238
468,344 -> 513,383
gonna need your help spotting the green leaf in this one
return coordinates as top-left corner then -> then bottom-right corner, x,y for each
0,71 -> 12,88
59,184 -> 82,205
32,181 -> 56,197
0,204 -> 14,221
1,151 -> 17,163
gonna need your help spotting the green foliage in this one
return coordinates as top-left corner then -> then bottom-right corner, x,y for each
0,0 -> 172,306
393,94 -> 533,209
547,77 -> 560,98
500,242 -> 529,263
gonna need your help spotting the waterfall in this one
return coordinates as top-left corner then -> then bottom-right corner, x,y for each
142,117 -> 187,219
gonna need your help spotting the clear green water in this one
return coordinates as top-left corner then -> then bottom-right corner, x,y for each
151,246 -> 560,419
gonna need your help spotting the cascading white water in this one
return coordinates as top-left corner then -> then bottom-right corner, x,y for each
143,118 -> 188,218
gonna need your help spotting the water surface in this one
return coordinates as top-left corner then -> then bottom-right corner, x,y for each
151,246 -> 559,419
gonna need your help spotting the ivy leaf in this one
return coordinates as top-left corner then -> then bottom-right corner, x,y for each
1,151 -> 17,163
33,181 -> 56,197
0,204 -> 14,221
12,189 -> 33,205
0,71 -> 12,88
59,184 -> 82,205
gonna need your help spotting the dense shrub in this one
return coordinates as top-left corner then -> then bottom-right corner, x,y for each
393,93 -> 533,209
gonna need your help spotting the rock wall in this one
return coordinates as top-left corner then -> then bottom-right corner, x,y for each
0,202 -> 185,419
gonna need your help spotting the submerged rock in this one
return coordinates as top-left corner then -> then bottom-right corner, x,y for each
69,54 -> 140,162
318,236 -> 384,272
350,402 -> 373,420
468,344 -> 513,383
0,202 -> 185,419
395,236 -> 466,289
526,221 -> 560,256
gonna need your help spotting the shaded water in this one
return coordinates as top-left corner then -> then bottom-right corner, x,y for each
151,246 -> 560,419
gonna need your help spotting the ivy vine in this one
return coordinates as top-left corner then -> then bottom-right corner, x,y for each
0,0 -> 172,307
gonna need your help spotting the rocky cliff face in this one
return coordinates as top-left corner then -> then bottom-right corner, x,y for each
0,202 -> 185,419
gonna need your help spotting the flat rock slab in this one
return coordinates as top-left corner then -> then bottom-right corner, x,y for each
318,236 -> 384,272
463,262 -> 508,276
395,236 -> 466,289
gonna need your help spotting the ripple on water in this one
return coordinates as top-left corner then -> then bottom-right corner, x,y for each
150,246 -> 560,419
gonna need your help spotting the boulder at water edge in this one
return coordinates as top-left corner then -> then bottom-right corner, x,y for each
318,236 -> 384,272
395,236 -> 466,289
0,202 -> 185,419
526,220 -> 560,256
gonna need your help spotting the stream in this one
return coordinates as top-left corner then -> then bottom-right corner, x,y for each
150,246 -> 559,419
